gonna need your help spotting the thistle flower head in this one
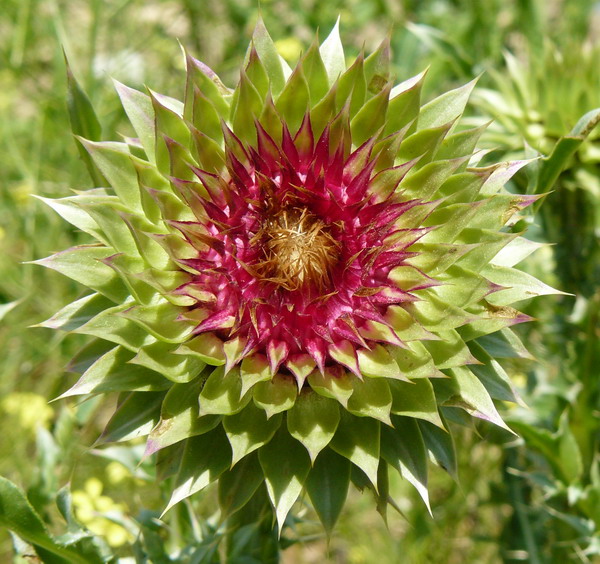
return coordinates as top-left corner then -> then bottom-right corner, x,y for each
37,19 -> 560,532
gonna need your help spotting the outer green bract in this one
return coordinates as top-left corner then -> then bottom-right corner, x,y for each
37,20 -> 559,532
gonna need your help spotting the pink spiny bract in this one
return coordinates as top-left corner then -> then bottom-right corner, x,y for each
172,115 -> 431,378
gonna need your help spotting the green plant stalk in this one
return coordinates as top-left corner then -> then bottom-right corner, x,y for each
505,451 -> 544,564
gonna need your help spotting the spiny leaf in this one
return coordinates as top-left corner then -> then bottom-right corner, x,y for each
330,412 -> 380,488
381,416 -> 431,513
224,403 -> 282,465
287,391 -> 340,462
319,18 -> 345,85
258,428 -> 311,534
218,452 -> 265,518
164,427 -> 232,513
305,448 -> 351,534
65,56 -> 105,187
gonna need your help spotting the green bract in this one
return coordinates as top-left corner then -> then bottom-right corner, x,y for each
37,20 -> 559,533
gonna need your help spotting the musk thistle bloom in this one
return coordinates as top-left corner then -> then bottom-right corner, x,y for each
37,20 -> 559,532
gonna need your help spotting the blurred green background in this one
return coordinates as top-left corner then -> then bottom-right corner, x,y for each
1,0 -> 599,562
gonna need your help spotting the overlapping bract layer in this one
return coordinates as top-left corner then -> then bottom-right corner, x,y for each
176,114 -> 437,382
38,20 -> 559,531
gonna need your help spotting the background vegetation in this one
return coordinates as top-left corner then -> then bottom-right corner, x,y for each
1,0 -> 599,561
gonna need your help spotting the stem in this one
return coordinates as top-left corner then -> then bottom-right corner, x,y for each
504,450 -> 544,564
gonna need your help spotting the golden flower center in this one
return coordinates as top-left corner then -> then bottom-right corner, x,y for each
254,207 -> 341,291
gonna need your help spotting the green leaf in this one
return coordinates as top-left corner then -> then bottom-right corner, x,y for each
536,108 -> 600,194
491,237 -> 545,268
347,377 -> 392,425
77,139 -> 142,212
507,420 -> 558,469
330,412 -> 380,487
252,16 -> 286,96
319,19 -> 345,85
239,353 -> 272,397
218,452 -> 265,518
102,254 -> 155,305
402,293 -> 469,332
231,71 -> 263,144
275,66 -> 309,134
438,123 -> 488,164
99,391 -> 164,443
199,366 -> 250,416
557,412 -> 584,483
468,341 -> 523,403
190,126 -> 227,178
475,329 -> 534,359
423,329 -> 475,370
37,293 -> 114,332
310,82 -> 337,139
307,368 -> 354,408
397,122 -> 453,165
245,45 -> 270,99
449,233 -> 516,278
287,391 -> 340,462
367,158 -> 416,203
406,23 -> 473,78
77,303 -> 155,355
480,159 -> 533,196
132,340 -> 205,383
151,90 -> 189,145
162,136 -> 197,184
335,53 -> 366,116
357,344 -> 405,380
61,345 -> 170,397
301,38 -> 329,103
66,339 -> 114,375
385,70 -> 426,135
388,378 -> 443,428
482,264 -> 565,305
65,57 -> 105,187
435,170 -> 486,205
79,201 -> 137,255
114,80 -> 156,162
252,375 -> 297,418
165,427 -> 232,513
155,443 -> 185,481
422,201 -> 480,244
363,36 -> 391,94
35,193 -> 111,242
224,403 -> 282,465
185,52 -> 230,120
34,246 -> 129,303
418,78 -> 477,130
448,367 -> 512,432
350,83 -> 391,146
390,341 -> 437,379
120,212 -> 173,268
0,477 -> 99,564
191,84 -> 223,143
176,333 -> 225,366
118,300 -> 193,344
147,376 -> 221,454
381,416 -> 430,512
258,428 -> 311,533
418,419 -> 457,479
305,448 -> 351,534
